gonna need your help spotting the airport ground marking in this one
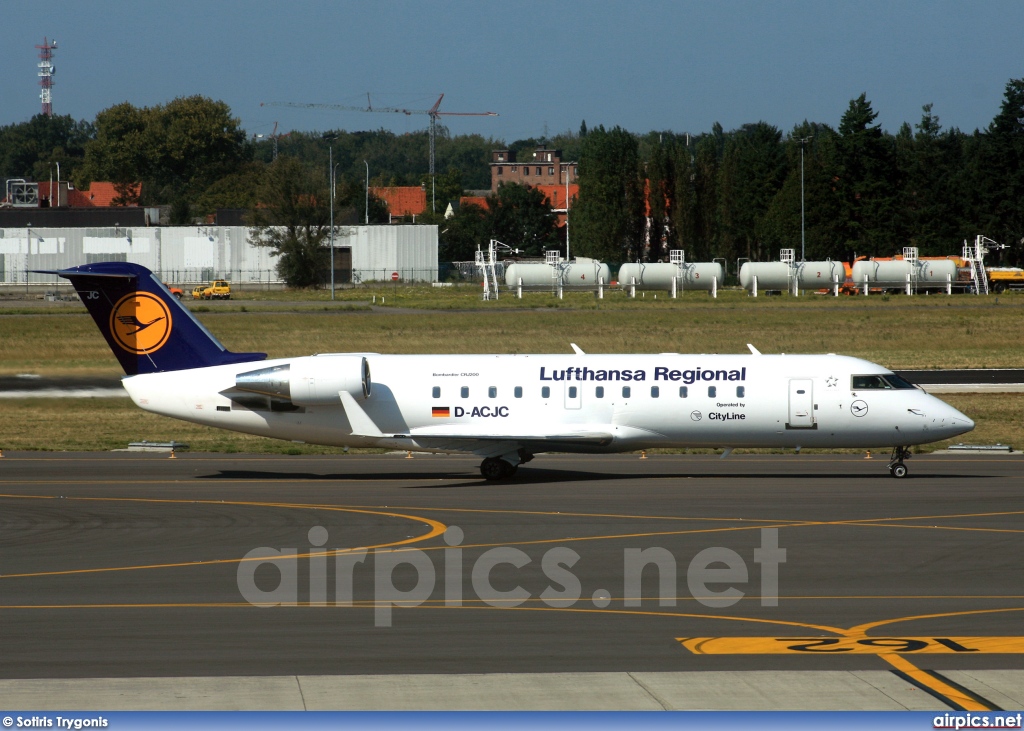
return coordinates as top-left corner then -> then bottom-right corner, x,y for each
0,493 -> 445,580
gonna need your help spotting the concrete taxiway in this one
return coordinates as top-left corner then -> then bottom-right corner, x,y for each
0,452 -> 1022,710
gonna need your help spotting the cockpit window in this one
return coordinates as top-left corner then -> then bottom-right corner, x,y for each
852,374 -> 917,390
883,374 -> 917,390
852,375 -> 889,389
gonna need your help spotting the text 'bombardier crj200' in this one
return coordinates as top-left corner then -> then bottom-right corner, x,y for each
44,262 -> 974,480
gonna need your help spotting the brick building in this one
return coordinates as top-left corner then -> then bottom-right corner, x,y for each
489,148 -> 578,192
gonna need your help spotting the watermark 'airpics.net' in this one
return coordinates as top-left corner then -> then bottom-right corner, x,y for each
237,526 -> 786,627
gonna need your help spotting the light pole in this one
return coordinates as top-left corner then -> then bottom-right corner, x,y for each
329,143 -> 335,301
799,136 -> 810,263
364,160 -> 369,224
565,163 -> 571,261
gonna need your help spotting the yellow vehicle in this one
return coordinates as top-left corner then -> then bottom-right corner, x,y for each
191,280 -> 231,300
987,268 -> 1024,293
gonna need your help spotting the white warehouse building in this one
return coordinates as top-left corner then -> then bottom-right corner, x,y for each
0,224 -> 438,287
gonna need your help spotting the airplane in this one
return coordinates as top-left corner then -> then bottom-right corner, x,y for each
41,262 -> 975,480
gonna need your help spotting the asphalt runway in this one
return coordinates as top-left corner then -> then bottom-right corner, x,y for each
1,452 -> 1023,710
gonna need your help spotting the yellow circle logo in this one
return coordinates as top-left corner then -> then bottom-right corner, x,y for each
109,292 -> 173,354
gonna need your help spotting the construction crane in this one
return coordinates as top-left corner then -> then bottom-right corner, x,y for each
262,94 -> 498,211
252,121 -> 291,160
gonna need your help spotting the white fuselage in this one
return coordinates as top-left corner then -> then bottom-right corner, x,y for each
120,352 -> 974,455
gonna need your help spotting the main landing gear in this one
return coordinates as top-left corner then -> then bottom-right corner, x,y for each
480,457 -> 517,481
888,446 -> 912,478
479,449 -> 534,481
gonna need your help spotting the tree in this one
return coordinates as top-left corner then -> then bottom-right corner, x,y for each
192,161 -> 268,216
893,106 -> 968,255
249,156 -> 331,288
973,79 -> 1024,255
758,123 -> 843,261
689,127 -> 723,261
571,126 -> 644,262
717,122 -> 786,262
0,114 -> 94,182
78,96 -> 248,220
486,182 -> 557,256
439,202 -> 490,262
833,94 -> 898,258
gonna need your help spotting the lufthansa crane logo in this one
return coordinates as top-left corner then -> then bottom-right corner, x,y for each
109,292 -> 172,354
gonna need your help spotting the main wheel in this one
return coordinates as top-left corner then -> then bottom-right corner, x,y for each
480,457 -> 516,481
889,462 -> 908,479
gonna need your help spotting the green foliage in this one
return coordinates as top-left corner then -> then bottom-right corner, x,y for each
718,122 -> 787,262
487,182 -> 557,255
249,156 -> 331,288
7,80 -> 1024,270
572,125 -> 644,263
439,202 -> 490,261
192,161 -> 269,216
834,94 -> 898,258
972,79 -> 1024,263
0,114 -> 94,181
76,96 -> 249,215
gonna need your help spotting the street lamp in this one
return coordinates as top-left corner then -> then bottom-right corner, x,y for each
327,140 -> 336,301
364,160 -> 369,224
799,136 -> 810,263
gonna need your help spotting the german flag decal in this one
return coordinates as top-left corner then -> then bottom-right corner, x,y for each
432,406 -> 450,418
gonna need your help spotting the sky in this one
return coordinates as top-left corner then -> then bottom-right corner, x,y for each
2,0 -> 1023,144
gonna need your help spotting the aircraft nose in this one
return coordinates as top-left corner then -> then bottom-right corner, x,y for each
939,403 -> 974,436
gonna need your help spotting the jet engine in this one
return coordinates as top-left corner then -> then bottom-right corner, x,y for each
234,355 -> 371,406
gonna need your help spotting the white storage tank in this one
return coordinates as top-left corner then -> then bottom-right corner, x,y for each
795,260 -> 847,288
504,257 -> 610,287
561,257 -> 611,286
851,259 -> 958,287
739,261 -> 792,291
916,259 -> 957,284
616,262 -> 676,290
505,262 -> 554,287
617,262 -> 723,291
852,259 -> 911,285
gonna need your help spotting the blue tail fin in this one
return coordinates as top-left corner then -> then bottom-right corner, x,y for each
40,262 -> 266,375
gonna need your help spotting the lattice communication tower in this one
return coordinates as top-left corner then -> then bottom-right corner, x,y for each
36,38 -> 57,117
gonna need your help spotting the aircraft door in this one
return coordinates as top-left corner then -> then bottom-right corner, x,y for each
788,379 -> 814,428
564,383 -> 582,409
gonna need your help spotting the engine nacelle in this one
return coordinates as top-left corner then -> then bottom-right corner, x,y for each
235,355 -> 371,406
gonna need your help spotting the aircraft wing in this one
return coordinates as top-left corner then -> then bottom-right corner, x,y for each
403,424 -> 615,450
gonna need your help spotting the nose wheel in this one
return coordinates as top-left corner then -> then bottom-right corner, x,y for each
888,446 -> 912,478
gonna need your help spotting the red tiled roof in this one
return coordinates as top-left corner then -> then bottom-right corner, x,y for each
533,184 -> 578,210
459,196 -> 489,210
38,181 -> 141,207
372,186 -> 427,216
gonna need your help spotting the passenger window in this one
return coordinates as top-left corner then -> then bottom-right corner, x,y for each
708,386 -> 717,397
737,386 -> 745,397
488,386 -> 497,398
568,386 -> 577,398
514,386 -> 523,398
432,386 -> 441,399
651,386 -> 660,398
622,386 -> 631,398
542,386 -> 550,398
461,386 -> 469,398
679,386 -> 688,398
595,386 -> 604,398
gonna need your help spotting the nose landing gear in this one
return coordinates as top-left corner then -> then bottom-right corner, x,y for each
888,446 -> 912,478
